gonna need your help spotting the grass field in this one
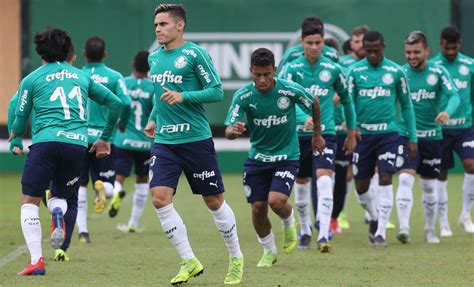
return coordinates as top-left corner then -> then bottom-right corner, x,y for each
0,173 -> 473,286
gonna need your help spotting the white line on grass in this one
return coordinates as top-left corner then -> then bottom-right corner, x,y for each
0,245 -> 27,269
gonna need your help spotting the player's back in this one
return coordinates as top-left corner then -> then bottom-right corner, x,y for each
17,62 -> 91,146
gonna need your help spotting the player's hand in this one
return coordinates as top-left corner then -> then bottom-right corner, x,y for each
435,112 -> 450,125
312,134 -> 325,155
304,118 -> 313,131
343,130 -> 357,155
10,138 -> 24,155
333,93 -> 340,106
89,140 -> 111,158
231,122 -> 246,136
407,141 -> 418,159
160,88 -> 183,105
144,121 -> 156,139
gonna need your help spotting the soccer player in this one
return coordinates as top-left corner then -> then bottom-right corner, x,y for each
114,51 -> 154,233
276,16 -> 339,78
432,26 -> 474,234
333,25 -> 369,232
225,47 -> 324,265
396,31 -> 460,244
143,4 -> 243,285
76,36 -> 131,243
284,25 -> 356,251
9,28 -> 122,275
347,31 -> 417,247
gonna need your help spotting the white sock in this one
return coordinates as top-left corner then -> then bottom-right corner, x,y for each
437,179 -> 449,227
103,182 -> 114,199
209,201 -> 242,258
21,204 -> 42,264
342,179 -> 353,212
257,231 -> 277,254
461,173 -> 474,218
356,191 -> 378,221
375,185 -> 393,239
113,180 -> 123,197
421,179 -> 438,231
47,197 -> 67,214
294,181 -> 312,235
76,186 -> 88,233
128,183 -> 149,228
369,174 -> 380,211
396,173 -> 415,230
316,175 -> 333,241
156,203 -> 195,260
281,208 -> 295,228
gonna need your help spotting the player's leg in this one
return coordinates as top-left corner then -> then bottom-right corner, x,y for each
352,135 -> 379,245
373,132 -> 399,247
333,133 -> 350,233
418,139 -> 443,243
77,149 -> 91,243
90,146 -> 116,214
109,147 -> 133,218
268,161 -> 299,255
294,136 -> 313,249
314,134 -> 337,252
180,138 -> 243,284
437,130 -> 454,235
395,136 -> 417,244
338,164 -> 353,229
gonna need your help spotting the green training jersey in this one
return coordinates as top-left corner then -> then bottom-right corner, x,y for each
225,78 -> 314,162
347,57 -> 417,142
82,63 -> 129,143
277,44 -> 339,78
284,55 -> 356,136
114,76 -> 154,151
398,62 -> 460,140
148,42 -> 223,144
14,62 -> 116,147
432,52 -> 474,129
339,54 -> 358,68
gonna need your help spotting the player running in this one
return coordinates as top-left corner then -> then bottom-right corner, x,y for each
143,4 -> 243,285
396,31 -> 460,244
10,28 -> 122,275
283,24 -> 356,251
347,31 -> 417,247
114,51 -> 155,233
76,36 -> 131,244
432,26 -> 474,234
225,47 -> 324,266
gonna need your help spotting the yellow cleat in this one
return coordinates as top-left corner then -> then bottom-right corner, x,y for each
256,251 -> 277,267
224,256 -> 244,284
170,257 -> 204,285
93,180 -> 106,214
283,224 -> 297,254
54,249 -> 70,261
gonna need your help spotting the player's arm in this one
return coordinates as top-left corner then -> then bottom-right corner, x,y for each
334,67 -> 357,154
10,79 -> 34,140
7,92 -> 24,154
224,92 -> 246,140
145,93 -> 158,139
397,69 -> 418,158
436,67 -> 460,124
115,76 -> 131,131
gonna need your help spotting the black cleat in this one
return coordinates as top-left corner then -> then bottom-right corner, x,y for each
368,220 -> 378,244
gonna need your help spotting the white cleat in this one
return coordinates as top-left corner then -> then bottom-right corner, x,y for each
425,229 -> 440,244
458,215 -> 474,233
440,225 -> 453,237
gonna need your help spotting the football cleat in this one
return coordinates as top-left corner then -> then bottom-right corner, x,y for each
317,237 -> 332,253
386,221 -> 396,230
170,257 -> 204,285
458,215 -> 474,233
368,220 -> 378,244
109,190 -> 126,218
337,211 -> 350,229
93,180 -> 106,214
283,224 -> 297,254
297,234 -> 311,250
54,249 -> 70,261
440,225 -> 453,237
18,257 -> 45,276
425,229 -> 440,244
330,218 -> 342,234
78,232 -> 91,244
396,228 -> 410,244
256,251 -> 277,267
51,207 -> 65,249
224,256 -> 244,285
373,235 -> 387,247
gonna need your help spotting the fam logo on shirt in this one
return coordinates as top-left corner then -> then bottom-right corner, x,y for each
426,74 -> 438,86
382,73 -> 394,85
174,56 -> 188,69
277,96 -> 290,109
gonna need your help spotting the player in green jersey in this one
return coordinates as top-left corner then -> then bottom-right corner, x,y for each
396,31 -> 460,244
143,5 -> 243,285
431,26 -> 474,234
225,47 -> 324,266
347,31 -> 418,247
9,28 -> 122,275
114,51 -> 155,233
276,16 -> 339,78
333,25 -> 370,233
284,24 -> 356,252
76,36 -> 131,244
